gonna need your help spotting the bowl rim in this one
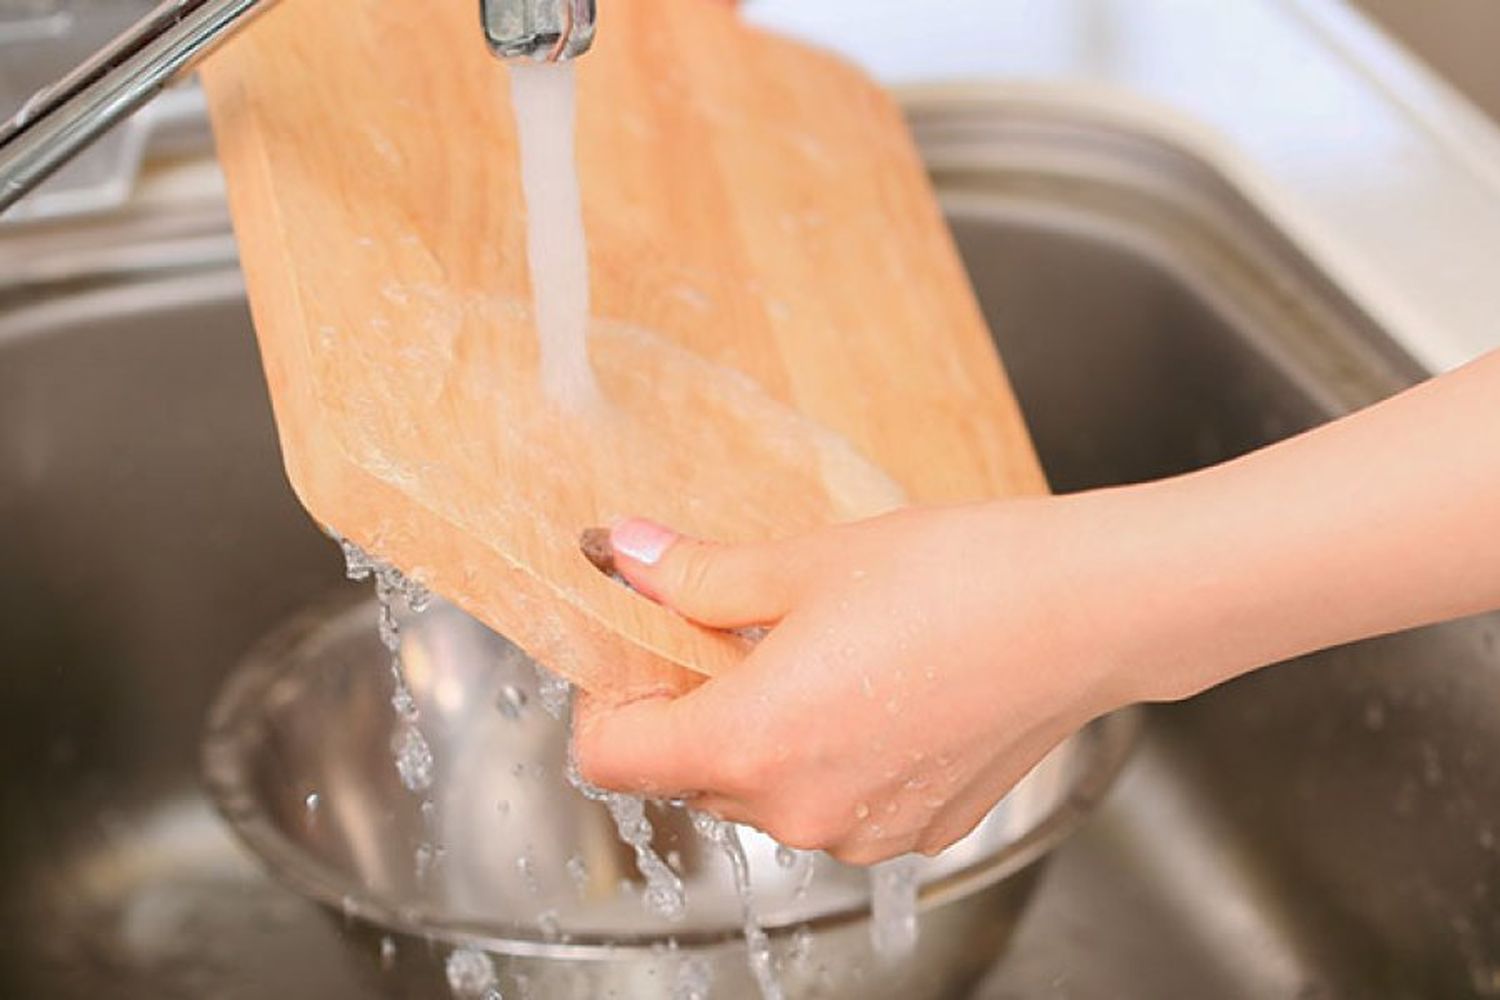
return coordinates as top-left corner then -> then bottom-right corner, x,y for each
203,587 -> 1141,959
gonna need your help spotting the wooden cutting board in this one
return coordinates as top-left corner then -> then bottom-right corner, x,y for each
200,0 -> 1046,701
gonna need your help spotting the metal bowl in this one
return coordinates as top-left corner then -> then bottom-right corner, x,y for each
203,592 -> 1136,998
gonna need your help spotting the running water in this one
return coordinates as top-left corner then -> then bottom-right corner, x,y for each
539,658 -> 686,924
673,954 -> 713,1000
533,663 -> 571,720
556,672 -> 787,998
509,63 -> 597,406
564,750 -> 687,921
868,856 -> 920,959
340,539 -> 442,880
692,811 -> 783,1000
507,59 -> 801,991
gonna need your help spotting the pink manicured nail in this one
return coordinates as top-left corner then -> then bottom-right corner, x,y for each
610,518 -> 676,566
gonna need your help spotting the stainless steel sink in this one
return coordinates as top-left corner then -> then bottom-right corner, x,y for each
3,93 -> 1498,998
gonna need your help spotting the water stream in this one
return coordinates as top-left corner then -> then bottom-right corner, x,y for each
869,856 -> 920,959
508,60 -> 788,996
510,62 -> 598,407
692,811 -> 784,1000
340,539 -> 442,884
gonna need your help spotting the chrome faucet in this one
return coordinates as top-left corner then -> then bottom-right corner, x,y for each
483,0 -> 595,61
0,0 -> 597,215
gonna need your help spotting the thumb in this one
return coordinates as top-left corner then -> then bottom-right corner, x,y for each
581,518 -> 797,629
572,688 -> 709,797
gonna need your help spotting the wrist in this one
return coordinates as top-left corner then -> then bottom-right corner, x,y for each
1049,472 -> 1269,709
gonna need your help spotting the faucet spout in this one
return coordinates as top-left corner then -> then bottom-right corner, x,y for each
0,0 -> 277,216
481,0 -> 596,61
0,0 -> 597,216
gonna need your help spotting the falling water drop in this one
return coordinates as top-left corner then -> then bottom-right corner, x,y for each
869,857 -> 920,959
445,947 -> 499,999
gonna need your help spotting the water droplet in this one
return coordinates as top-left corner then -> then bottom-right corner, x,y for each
304,792 -> 321,815
445,947 -> 499,998
789,924 -> 814,965
537,909 -> 562,941
415,842 -> 438,882
673,954 -> 713,1000
392,724 -> 434,791
775,844 -> 797,869
735,624 -> 771,644
793,853 -> 817,901
391,683 -> 420,722
340,537 -> 375,581
379,935 -> 397,970
535,664 -> 571,719
869,857 -> 920,959
497,684 -> 529,720
566,854 -> 589,893
377,608 -> 401,651
853,802 -> 871,821
517,851 -> 540,895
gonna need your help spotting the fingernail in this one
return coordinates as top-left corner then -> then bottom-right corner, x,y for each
610,518 -> 676,566
579,527 -> 616,575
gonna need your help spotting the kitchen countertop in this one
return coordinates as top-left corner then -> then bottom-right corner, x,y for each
744,0 -> 1500,374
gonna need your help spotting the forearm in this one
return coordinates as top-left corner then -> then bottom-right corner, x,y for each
1101,348 -> 1500,703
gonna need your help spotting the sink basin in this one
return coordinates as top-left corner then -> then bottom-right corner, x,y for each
2,92 -> 1498,997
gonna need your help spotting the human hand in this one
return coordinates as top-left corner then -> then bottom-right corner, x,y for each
572,496 -> 1154,865
573,348 -> 1500,866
